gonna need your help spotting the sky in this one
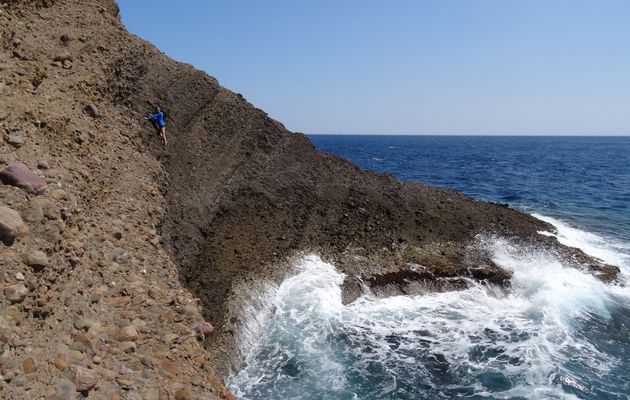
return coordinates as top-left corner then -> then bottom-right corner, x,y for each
118,1 -> 630,135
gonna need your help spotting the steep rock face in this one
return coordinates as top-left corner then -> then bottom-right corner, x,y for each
0,0 -> 619,394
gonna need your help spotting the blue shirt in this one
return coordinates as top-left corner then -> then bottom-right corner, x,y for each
148,111 -> 165,127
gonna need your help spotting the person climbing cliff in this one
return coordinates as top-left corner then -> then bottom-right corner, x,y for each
145,105 -> 167,147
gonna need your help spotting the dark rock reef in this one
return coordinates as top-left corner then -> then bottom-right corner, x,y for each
0,0 -> 619,396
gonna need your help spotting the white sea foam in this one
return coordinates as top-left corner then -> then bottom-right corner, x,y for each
533,213 -> 630,281
233,279 -> 279,363
230,217 -> 629,399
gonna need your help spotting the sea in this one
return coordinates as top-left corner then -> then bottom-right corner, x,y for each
228,136 -> 630,400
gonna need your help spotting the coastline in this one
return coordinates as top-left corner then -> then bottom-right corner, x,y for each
0,1 -> 624,398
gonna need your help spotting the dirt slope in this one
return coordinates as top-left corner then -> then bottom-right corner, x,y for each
0,0 -> 619,397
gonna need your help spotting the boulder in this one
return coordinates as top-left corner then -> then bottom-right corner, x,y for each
0,206 -> 28,245
0,163 -> 47,193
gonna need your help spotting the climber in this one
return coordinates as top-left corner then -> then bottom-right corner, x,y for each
145,105 -> 167,147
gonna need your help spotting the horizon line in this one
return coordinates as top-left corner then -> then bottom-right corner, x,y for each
306,133 -> 630,137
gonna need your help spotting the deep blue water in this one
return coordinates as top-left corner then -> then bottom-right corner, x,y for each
231,136 -> 630,400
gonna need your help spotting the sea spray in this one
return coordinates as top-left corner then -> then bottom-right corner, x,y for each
230,218 -> 629,400
230,255 -> 350,398
231,279 -> 280,365
533,213 -> 630,283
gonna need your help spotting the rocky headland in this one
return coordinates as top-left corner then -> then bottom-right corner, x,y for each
0,0 -> 620,398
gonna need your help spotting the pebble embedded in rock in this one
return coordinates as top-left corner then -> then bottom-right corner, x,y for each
7,135 -> 25,148
32,197 -> 60,220
22,357 -> 37,374
0,163 -> 47,193
53,50 -> 73,62
23,250 -> 49,270
36,159 -> 50,169
118,325 -> 138,341
0,206 -> 28,245
4,283 -> 28,303
22,205 -> 44,223
51,189 -> 67,200
160,359 -> 179,376
115,376 -> 134,390
53,355 -> 69,371
86,322 -> 102,338
74,132 -> 85,144
147,287 -> 160,299
191,321 -> 214,338
161,333 -> 178,344
83,104 -> 100,118
67,350 -> 85,362
73,318 -> 93,331
140,386 -> 161,400
181,305 -> 197,317
70,365 -> 98,392
53,378 -> 77,400
175,387 -> 194,400
119,341 -> 136,353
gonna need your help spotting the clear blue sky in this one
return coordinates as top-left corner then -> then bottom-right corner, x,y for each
118,1 -> 630,135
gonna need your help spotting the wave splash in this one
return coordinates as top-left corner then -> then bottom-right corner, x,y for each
229,217 -> 630,400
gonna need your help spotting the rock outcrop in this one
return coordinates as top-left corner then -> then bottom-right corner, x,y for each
0,0 -> 619,397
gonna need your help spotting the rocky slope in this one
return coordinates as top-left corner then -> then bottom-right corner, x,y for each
0,0 -> 619,398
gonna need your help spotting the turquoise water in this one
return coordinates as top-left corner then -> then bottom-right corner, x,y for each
230,136 -> 630,399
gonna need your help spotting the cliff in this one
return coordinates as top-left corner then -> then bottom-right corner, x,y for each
0,0 -> 619,398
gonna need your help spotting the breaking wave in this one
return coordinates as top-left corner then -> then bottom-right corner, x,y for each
229,216 -> 629,399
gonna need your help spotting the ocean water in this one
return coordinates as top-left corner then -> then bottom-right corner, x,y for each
229,136 -> 630,400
